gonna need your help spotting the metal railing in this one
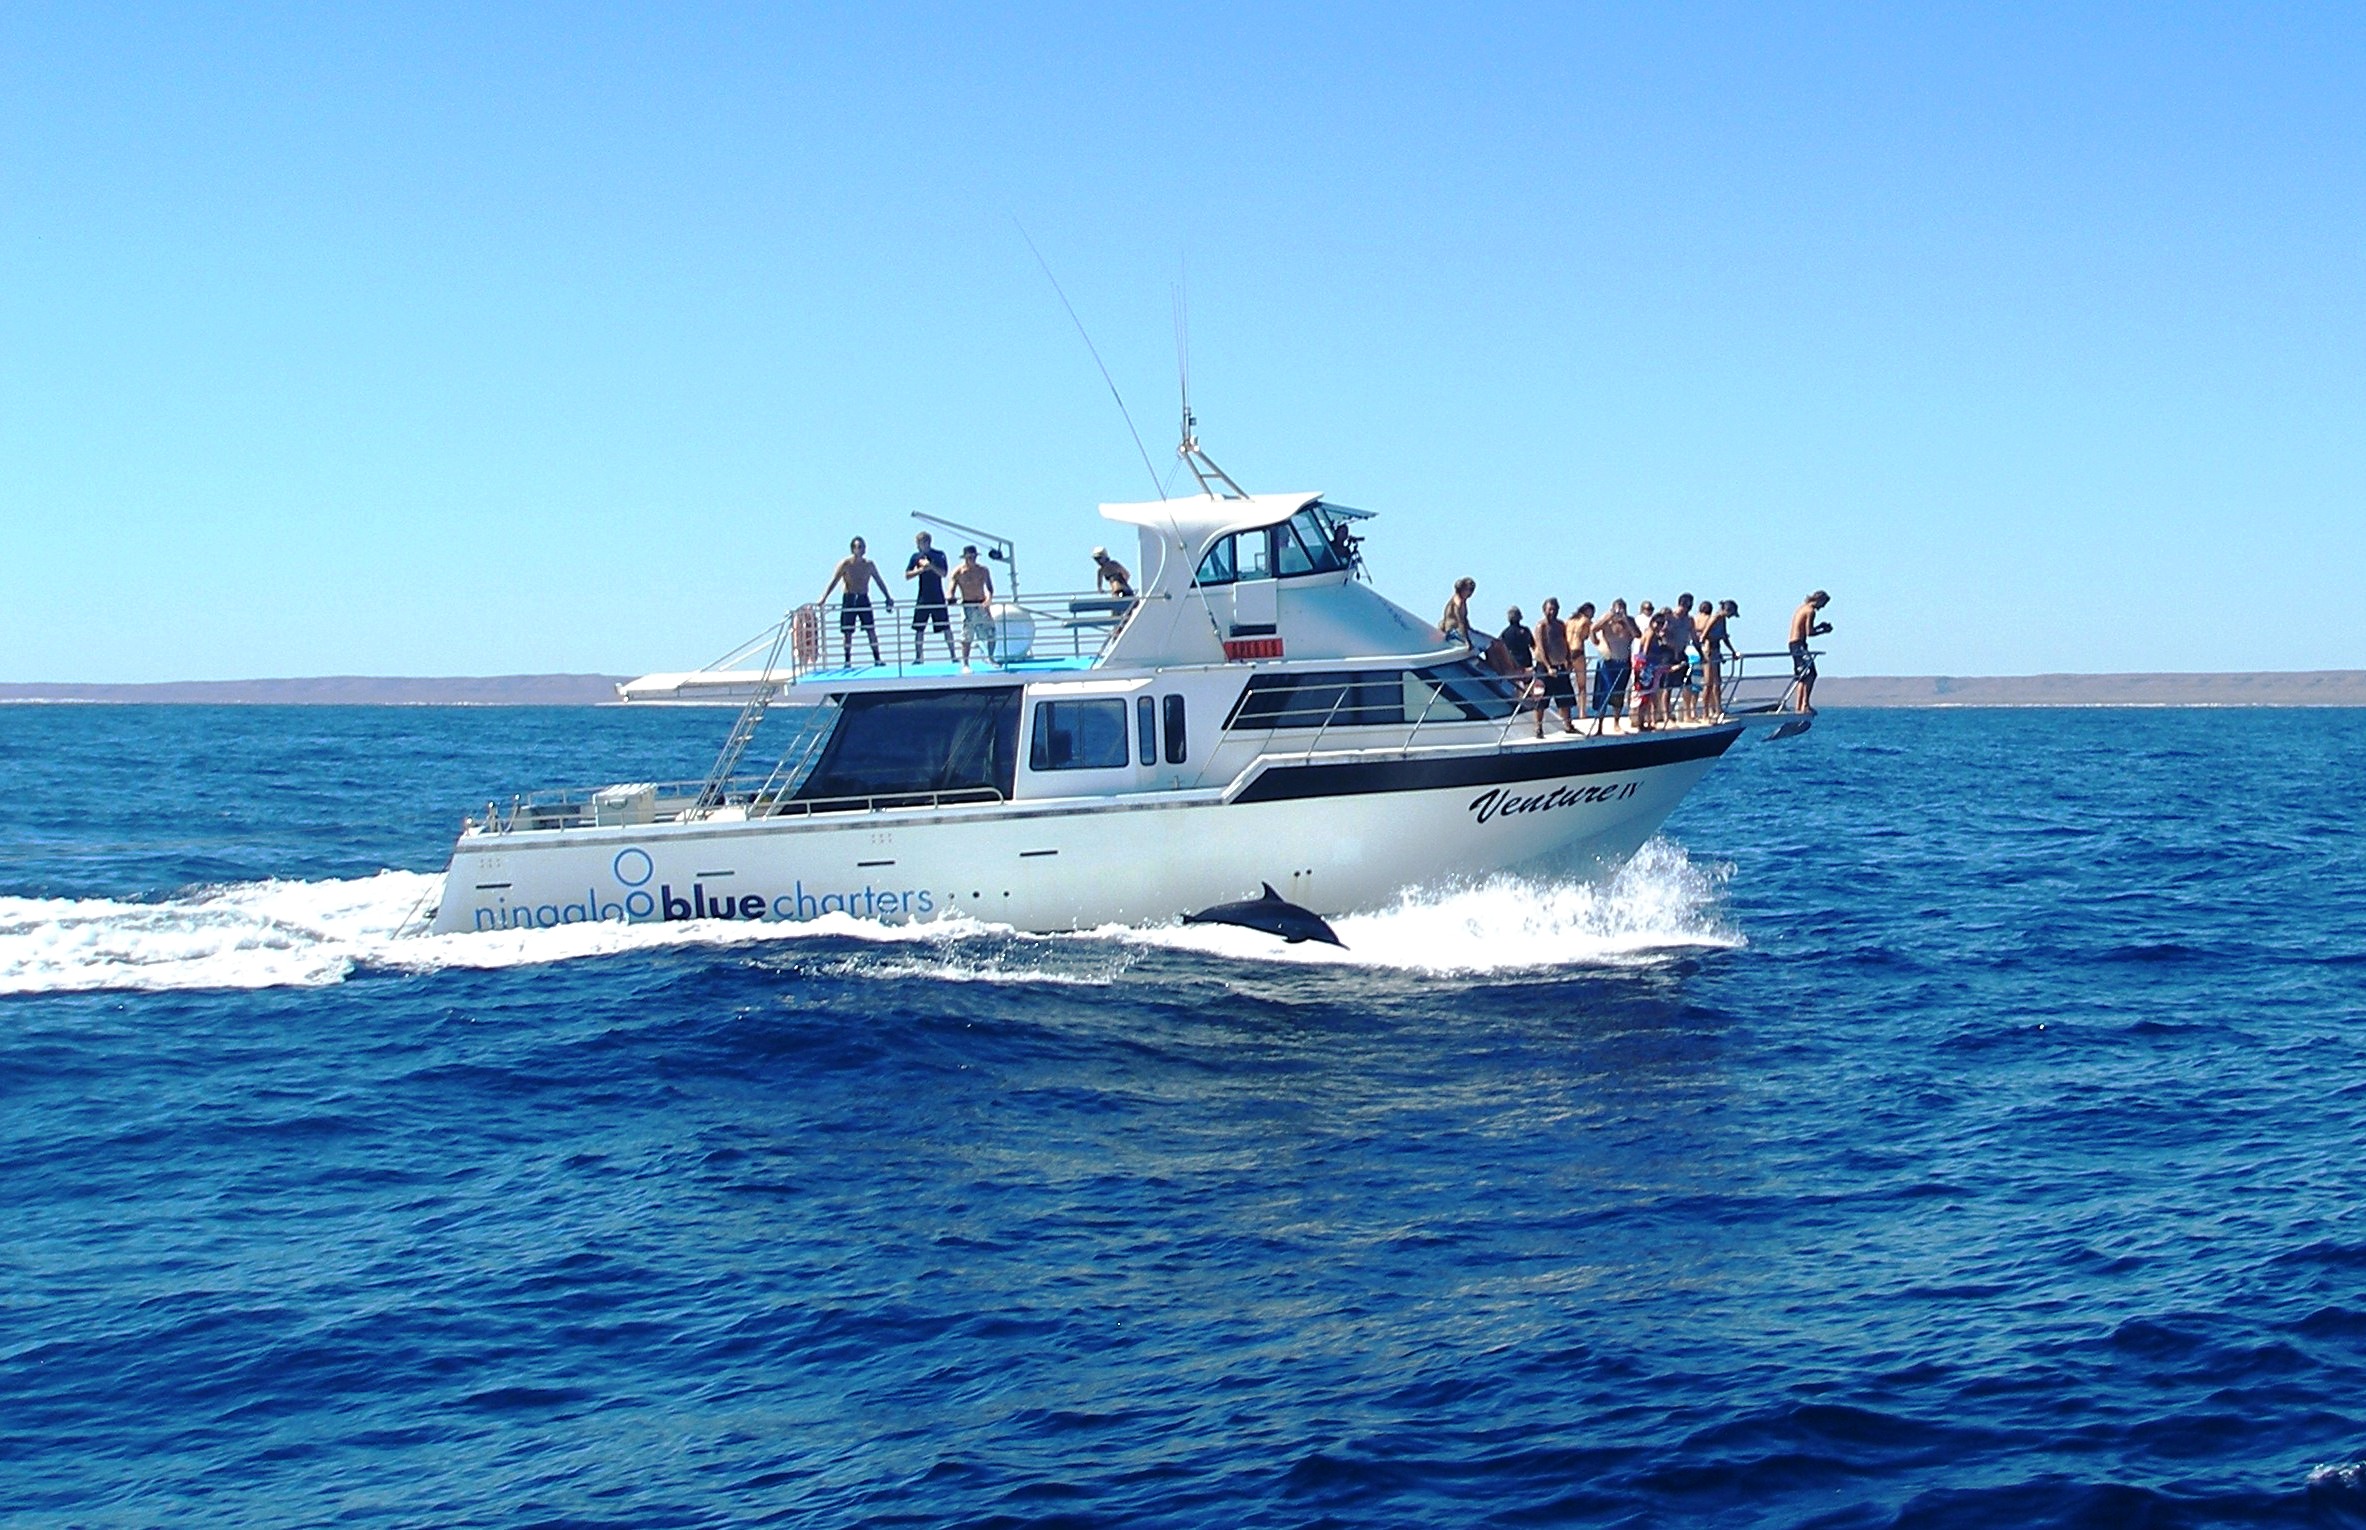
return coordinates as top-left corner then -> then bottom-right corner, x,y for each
468,776 -> 1006,836
1217,649 -> 1814,761
744,589 -> 1151,686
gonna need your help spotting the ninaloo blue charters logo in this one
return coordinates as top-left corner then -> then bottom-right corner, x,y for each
469,845 -> 936,931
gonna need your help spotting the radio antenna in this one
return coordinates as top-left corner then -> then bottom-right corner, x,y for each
1171,265 -> 1247,500
1014,220 -> 1163,500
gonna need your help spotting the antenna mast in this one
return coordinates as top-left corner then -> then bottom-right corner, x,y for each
1172,275 -> 1247,500
1015,220 -> 1163,501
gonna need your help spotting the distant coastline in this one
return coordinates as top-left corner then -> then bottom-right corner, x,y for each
3,671 -> 2363,707
0,675 -> 630,706
1814,671 -> 2366,707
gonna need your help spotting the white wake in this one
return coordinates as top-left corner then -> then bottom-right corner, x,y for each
1100,837 -> 1741,974
0,841 -> 1738,996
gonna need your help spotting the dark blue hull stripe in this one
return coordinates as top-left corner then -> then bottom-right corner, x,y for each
1231,725 -> 1742,804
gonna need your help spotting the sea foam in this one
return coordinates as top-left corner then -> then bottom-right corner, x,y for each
0,840 -> 1736,995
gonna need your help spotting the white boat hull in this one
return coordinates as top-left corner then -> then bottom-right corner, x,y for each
429,728 -> 1739,935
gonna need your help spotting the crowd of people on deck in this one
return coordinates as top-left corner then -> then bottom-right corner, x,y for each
1439,579 -> 1831,732
814,527 -> 1832,720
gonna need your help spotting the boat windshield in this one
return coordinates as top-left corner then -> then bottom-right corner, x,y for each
793,687 -> 1024,803
1195,504 -> 1358,586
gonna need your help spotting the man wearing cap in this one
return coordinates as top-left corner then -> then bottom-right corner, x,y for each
950,544 -> 996,668
1787,591 -> 1833,714
1092,547 -> 1134,599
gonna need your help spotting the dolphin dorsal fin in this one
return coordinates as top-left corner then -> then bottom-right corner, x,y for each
1260,882 -> 1283,901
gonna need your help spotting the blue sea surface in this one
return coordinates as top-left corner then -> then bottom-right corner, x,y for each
5,705 -> 2366,1528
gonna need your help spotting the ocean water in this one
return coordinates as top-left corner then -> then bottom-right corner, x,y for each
4,704 -> 2366,1528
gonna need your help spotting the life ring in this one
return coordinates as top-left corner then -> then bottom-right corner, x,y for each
790,605 -> 821,667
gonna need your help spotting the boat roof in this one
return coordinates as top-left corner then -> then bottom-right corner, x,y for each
1099,492 -> 1322,557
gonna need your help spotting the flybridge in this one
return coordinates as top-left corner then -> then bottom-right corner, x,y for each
617,492 -> 1400,703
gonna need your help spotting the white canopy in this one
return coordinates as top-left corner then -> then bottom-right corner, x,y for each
1098,492 -> 1323,561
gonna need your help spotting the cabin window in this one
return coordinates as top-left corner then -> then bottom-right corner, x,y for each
793,688 -> 1022,804
1193,528 -> 1275,586
1225,672 -> 1411,731
1411,659 -> 1521,721
1030,698 -> 1130,771
1277,507 -> 1351,577
1136,695 -> 1156,766
1163,695 -> 1187,763
1221,663 -> 1519,731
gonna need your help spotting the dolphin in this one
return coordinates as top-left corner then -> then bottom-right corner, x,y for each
1182,883 -> 1347,948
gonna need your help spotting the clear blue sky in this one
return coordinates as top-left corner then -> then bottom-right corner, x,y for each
3,4 -> 2360,681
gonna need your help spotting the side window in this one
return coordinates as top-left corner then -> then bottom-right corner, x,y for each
1193,535 -> 1237,586
1162,694 -> 1187,764
1030,699 -> 1130,771
1237,527 -> 1273,581
1136,695 -> 1156,766
1276,521 -> 1315,576
1403,671 -> 1449,724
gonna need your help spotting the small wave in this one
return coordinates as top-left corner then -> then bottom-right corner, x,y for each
1093,839 -> 1741,975
0,840 -> 1737,995
2314,1461 -> 2366,1490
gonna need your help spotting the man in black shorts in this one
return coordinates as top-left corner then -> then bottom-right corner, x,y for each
1667,594 -> 1696,721
1531,597 -> 1580,735
906,531 -> 953,663
1787,590 -> 1832,713
820,536 -> 895,666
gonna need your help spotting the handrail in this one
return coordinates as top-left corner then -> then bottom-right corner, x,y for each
469,777 -> 1008,835
773,589 -> 1152,685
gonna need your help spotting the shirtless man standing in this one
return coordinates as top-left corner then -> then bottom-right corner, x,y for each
1788,591 -> 1833,713
1698,600 -> 1733,720
949,544 -> 996,668
821,536 -> 895,666
1590,599 -> 1638,731
1531,598 -> 1581,736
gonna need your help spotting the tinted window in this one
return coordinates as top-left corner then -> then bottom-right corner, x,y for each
1193,536 -> 1236,586
1225,672 -> 1411,730
1030,699 -> 1130,771
794,688 -> 1022,802
1163,694 -> 1187,763
1136,695 -> 1156,766
1278,507 -> 1349,576
1413,660 -> 1521,721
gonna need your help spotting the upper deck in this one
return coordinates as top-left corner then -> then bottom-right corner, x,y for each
619,492 -> 1428,704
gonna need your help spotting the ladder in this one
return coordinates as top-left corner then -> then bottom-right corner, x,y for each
693,612 -> 795,812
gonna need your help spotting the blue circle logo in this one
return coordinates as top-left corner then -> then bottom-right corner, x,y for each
612,848 -> 654,887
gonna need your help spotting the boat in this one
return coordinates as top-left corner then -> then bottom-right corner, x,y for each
425,446 -> 1803,936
